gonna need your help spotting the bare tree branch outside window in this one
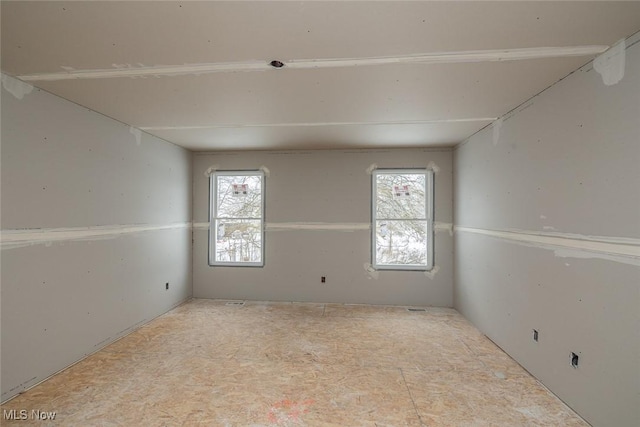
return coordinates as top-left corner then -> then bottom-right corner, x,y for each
373,171 -> 432,268
210,172 -> 264,265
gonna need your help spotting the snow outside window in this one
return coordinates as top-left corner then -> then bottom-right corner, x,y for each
209,171 -> 264,266
372,169 -> 434,270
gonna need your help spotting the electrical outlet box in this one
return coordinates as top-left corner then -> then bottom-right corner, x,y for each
571,352 -> 579,368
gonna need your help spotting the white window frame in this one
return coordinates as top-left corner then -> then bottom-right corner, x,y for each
209,170 -> 265,267
371,169 -> 434,271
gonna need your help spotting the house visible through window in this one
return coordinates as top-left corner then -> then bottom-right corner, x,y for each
209,171 -> 264,266
372,169 -> 434,270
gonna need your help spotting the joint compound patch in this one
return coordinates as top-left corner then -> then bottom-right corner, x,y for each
260,165 -> 271,177
365,163 -> 378,175
129,126 -> 142,145
364,263 -> 379,280
594,39 -> 626,86
1,74 -> 34,100
424,265 -> 440,279
427,161 -> 440,175
492,117 -> 504,146
204,164 -> 220,177
435,222 -> 454,236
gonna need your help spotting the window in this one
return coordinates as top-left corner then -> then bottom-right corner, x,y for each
209,171 -> 264,266
372,169 -> 434,270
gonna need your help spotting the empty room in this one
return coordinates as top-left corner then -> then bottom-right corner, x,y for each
1,1 -> 639,426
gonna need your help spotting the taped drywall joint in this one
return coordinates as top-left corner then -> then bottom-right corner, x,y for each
1,74 -> 33,100
129,126 -> 142,146
424,265 -> 440,279
366,163 -> 378,175
1,222 -> 191,250
141,117 -> 497,131
427,161 -> 440,175
594,39 -> 626,86
17,46 -> 608,81
195,222 -> 370,232
204,164 -> 220,177
455,226 -> 640,267
266,222 -> 370,232
492,117 -> 504,146
260,165 -> 271,177
363,263 -> 379,280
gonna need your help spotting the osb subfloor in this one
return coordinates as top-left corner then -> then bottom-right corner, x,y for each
2,299 -> 588,426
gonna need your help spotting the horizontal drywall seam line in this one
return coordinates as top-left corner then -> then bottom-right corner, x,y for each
454,29 -> 640,151
16,46 -> 608,81
140,118 -> 496,131
192,147 -> 455,155
194,222 -> 454,232
455,226 -> 640,260
1,222 -> 191,249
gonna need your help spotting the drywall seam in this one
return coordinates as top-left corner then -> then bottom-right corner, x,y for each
1,222 -> 191,249
455,226 -> 640,266
1,74 -> 34,99
141,118 -> 496,131
193,147 -> 454,156
593,38 -> 626,85
203,164 -> 219,177
266,222 -> 370,232
194,221 -> 453,233
17,46 -> 608,81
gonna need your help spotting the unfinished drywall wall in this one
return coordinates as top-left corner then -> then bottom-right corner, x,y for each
1,74 -> 193,402
454,33 -> 640,427
193,149 -> 453,306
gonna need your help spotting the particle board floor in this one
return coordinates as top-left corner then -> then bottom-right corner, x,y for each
1,299 -> 588,426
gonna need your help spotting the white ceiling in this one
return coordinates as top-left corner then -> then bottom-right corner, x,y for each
2,1 -> 640,151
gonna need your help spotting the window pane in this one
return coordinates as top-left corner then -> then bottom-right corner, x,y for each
214,219 -> 262,263
376,173 -> 426,219
375,220 -> 428,266
217,175 -> 262,219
